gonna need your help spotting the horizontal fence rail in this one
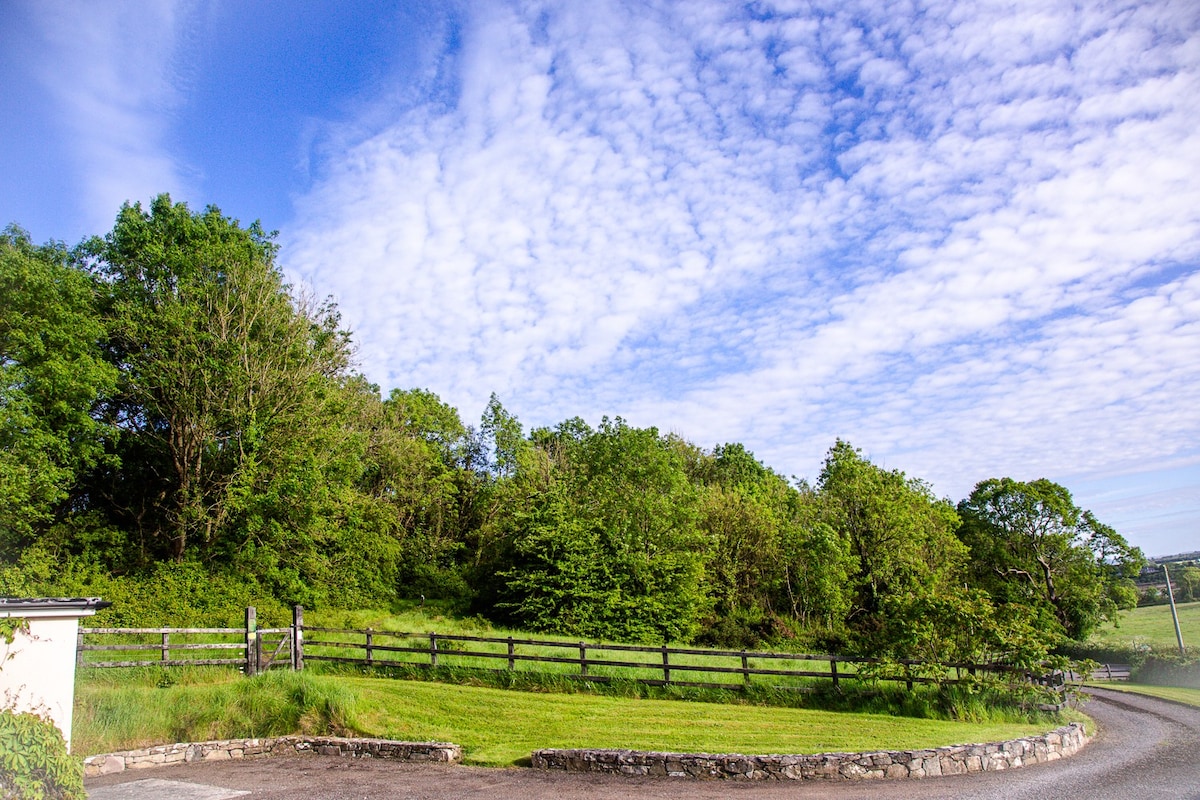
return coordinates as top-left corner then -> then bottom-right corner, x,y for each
79,607 -> 1076,702
299,627 -> 1028,692
78,607 -> 302,674
77,627 -> 247,669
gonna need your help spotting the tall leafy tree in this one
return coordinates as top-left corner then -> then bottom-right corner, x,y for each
817,441 -> 972,659
0,227 -> 116,557
957,477 -> 1144,640
83,195 -> 352,565
494,418 -> 708,642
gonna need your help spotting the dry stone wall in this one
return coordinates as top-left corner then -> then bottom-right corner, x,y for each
531,722 -> 1087,781
83,736 -> 461,777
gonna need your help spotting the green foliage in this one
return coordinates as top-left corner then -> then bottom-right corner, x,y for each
2,194 -> 1152,667
0,227 -> 116,559
0,550 -> 288,627
817,440 -> 975,660
82,194 -> 353,566
493,418 -> 708,643
957,477 -> 1145,642
0,710 -> 84,800
1129,653 -> 1200,689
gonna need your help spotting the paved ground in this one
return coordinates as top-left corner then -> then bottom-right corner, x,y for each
86,688 -> 1200,800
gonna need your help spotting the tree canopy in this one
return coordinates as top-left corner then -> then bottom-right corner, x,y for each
957,477 -> 1144,641
0,195 -> 1146,660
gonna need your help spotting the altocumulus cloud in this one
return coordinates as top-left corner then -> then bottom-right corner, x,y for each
285,0 -> 1200,551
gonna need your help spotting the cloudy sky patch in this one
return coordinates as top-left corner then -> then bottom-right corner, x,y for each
2,0 -> 1197,555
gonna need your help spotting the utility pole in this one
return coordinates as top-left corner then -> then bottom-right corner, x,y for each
1163,564 -> 1186,655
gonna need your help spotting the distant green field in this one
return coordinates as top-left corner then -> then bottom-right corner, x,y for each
1088,601 -> 1200,652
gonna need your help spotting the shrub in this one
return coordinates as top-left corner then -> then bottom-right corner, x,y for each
0,710 -> 84,800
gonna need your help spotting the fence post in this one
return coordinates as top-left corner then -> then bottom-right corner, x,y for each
741,651 -> 750,685
245,607 -> 257,676
292,605 -> 304,671
905,663 -> 913,692
366,629 -> 374,666
161,631 -> 170,663
580,643 -> 588,677
507,636 -> 515,670
430,632 -> 438,667
661,645 -> 670,684
830,658 -> 839,690
76,628 -> 84,669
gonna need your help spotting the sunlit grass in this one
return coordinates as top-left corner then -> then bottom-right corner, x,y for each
1090,601 -> 1200,652
349,677 -> 1051,767
1089,683 -> 1200,709
74,669 -> 1054,768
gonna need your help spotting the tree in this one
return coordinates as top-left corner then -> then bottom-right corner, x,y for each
818,442 -> 965,617
494,418 -> 709,642
0,227 -> 115,558
83,195 -> 353,565
956,477 -> 1144,641
361,387 -> 477,599
820,438 -> 998,662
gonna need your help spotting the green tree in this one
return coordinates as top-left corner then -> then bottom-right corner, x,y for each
956,477 -> 1144,641
362,387 -> 477,600
818,442 -> 964,616
83,195 -> 353,568
494,418 -> 708,642
0,227 -> 116,558
817,441 -> 971,659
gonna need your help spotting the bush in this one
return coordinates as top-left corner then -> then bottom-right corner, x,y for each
0,710 -> 84,800
1131,654 -> 1200,689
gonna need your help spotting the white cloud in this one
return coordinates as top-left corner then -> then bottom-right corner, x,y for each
285,0 -> 1200,552
21,0 -> 194,232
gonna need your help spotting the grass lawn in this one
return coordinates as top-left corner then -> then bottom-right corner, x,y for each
1089,683 -> 1200,709
74,671 -> 1056,767
1088,601 -> 1200,652
348,678 -> 1055,766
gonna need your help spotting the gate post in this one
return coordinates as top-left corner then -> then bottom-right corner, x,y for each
245,607 -> 257,676
292,605 -> 304,671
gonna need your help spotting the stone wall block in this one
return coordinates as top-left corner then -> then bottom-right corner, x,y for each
524,730 -> 1101,782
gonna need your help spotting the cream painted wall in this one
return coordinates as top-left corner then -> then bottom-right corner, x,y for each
1,613 -> 87,751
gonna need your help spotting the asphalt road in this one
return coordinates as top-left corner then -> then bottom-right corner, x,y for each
86,687 -> 1200,800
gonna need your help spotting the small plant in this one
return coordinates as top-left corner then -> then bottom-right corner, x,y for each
0,617 -> 85,799
0,709 -> 85,800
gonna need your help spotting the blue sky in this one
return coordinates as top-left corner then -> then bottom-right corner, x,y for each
2,0 -> 1198,557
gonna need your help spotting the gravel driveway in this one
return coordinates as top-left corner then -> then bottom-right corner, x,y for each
86,688 -> 1200,800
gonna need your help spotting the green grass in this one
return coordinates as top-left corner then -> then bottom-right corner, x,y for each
1089,683 -> 1200,708
73,670 -> 1055,767
1089,601 -> 1200,652
73,669 -> 358,757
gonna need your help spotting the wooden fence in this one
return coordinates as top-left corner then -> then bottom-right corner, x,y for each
299,627 -> 1029,692
78,606 -> 1070,697
77,607 -> 301,675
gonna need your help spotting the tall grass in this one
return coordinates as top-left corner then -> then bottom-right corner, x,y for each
73,669 -> 359,756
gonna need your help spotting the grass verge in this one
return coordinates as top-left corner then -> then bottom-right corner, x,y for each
1087,683 -> 1200,708
75,670 -> 1061,768
73,669 -> 359,756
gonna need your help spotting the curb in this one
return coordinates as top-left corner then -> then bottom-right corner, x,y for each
532,722 -> 1089,781
83,736 -> 462,777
